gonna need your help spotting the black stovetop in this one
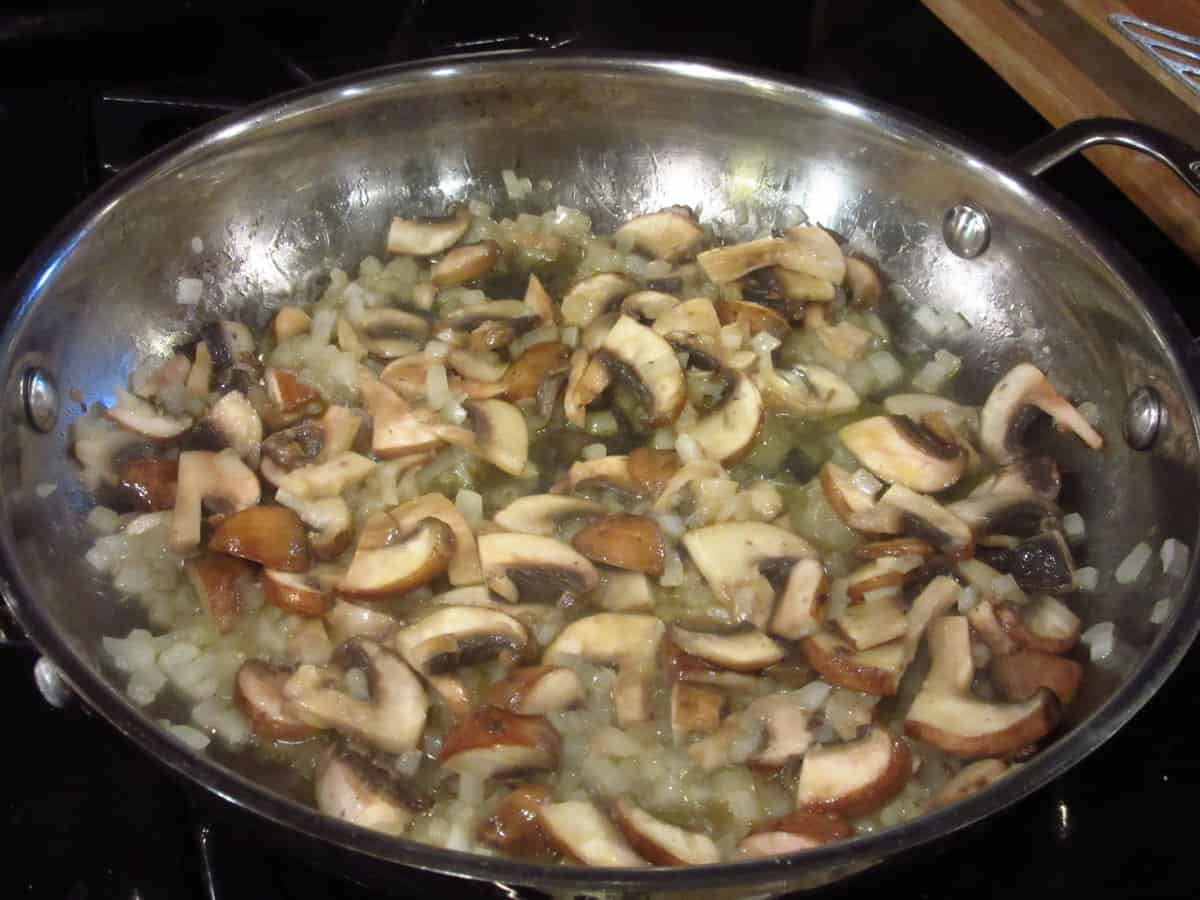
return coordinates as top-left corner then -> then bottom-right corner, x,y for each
2,3 -> 1198,898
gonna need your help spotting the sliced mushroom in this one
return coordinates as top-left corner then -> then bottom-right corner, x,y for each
681,370 -> 764,464
445,347 -> 509,384
669,624 -> 784,671
186,342 -> 213,396
844,257 -> 882,306
275,451 -> 375,501
433,398 -> 529,477
593,315 -> 687,427
991,649 -> 1083,705
715,299 -> 790,340
769,558 -> 828,640
200,320 -> 256,371
611,799 -> 721,866
359,376 -> 443,459
670,682 -> 725,742
979,363 -> 1103,464
326,598 -> 397,645
170,449 -> 262,551
487,665 -> 584,715
261,569 -> 331,616
185,552 -> 254,633
621,291 -> 681,322
287,620 -> 334,666
697,227 -> 844,284
754,363 -> 859,418
737,811 -> 853,858
781,226 -> 847,283
264,368 -> 324,417
478,532 -> 600,603
947,493 -> 1061,537
553,456 -> 645,497
431,240 -> 501,286
115,455 -> 179,512
272,305 -> 312,341
682,522 -> 815,627
283,639 -> 427,753
926,759 -> 1011,812
969,455 -> 1061,502
997,594 -> 1082,654
523,273 -> 556,326
615,207 -> 705,262
746,692 -> 819,769
208,504 -> 309,572
315,746 -> 429,837
651,296 -> 722,343
338,517 -> 456,600
957,558 -> 1029,607
563,349 -> 609,429
106,389 -> 193,441
503,341 -> 572,403
493,494 -> 607,538
877,484 -> 973,558
387,208 -> 471,256
235,660 -> 320,740
354,309 -> 431,359
273,490 -> 354,562
204,390 -> 263,465
904,616 -> 1060,758
796,726 -> 913,816
832,593 -> 909,652
394,605 -> 528,674
966,598 -> 1018,657
438,706 -> 561,779
561,272 -> 639,327
818,462 -> 900,534
839,415 -> 965,492
540,800 -> 648,867
383,494 -> 479,586
1008,531 -> 1076,593
478,784 -> 553,858
572,514 -> 666,576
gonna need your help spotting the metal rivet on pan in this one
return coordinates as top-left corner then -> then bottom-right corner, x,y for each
33,656 -> 73,709
1123,385 -> 1165,450
21,367 -> 59,433
942,203 -> 992,259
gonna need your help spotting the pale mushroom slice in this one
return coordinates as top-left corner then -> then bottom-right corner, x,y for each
204,390 -> 263,465
438,706 -> 561,779
697,227 -> 844,284
337,517 -> 456,600
263,569 -> 331,617
615,207 -> 705,262
561,272 -> 639,327
477,532 -> 600,603
622,290 -> 681,322
831,592 -> 909,652
502,341 -> 572,403
669,624 -> 784,671
572,514 -> 667,576
431,239 -> 501,286
353,308 -> 432,359
611,799 -> 721,866
539,800 -> 648,867
651,297 -> 722,344
493,494 -> 607,538
106,389 -> 193,440
969,455 -> 1061,502
523,273 -> 556,326
359,376 -> 443,459
682,522 -> 815,627
234,660 -> 320,740
925,759 -> 1012,812
387,208 -> 471,256
877,483 -> 974,558
543,613 -> 664,726
904,615 -> 1061,758
478,784 -> 554,858
170,449 -> 262,552
747,692 -> 820,769
979,363 -> 1103,464
283,639 -> 428,754
433,398 -> 529,477
594,315 -> 687,427
389,493 -> 482,586
393,605 -> 528,675
715,299 -> 790,340
207,503 -> 309,571
563,349 -> 610,429
680,370 -> 764,464
596,570 -> 656,613
996,594 -> 1082,654
315,746 -> 429,837
754,363 -> 860,418
818,462 -> 902,535
795,726 -> 913,817
839,415 -> 966,492
946,492 -> 1061,538
990,649 -> 1084,705
769,558 -> 829,640
553,455 -> 645,498
670,682 -> 724,742
737,811 -> 853,858
486,665 -> 585,715
844,257 -> 883,306
273,490 -> 355,562
275,451 -> 376,500
273,306 -> 312,341
325,598 -> 398,645
440,300 -> 542,341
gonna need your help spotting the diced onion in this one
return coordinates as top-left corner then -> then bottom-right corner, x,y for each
1161,538 -> 1189,578
581,443 -> 608,461
1062,513 -> 1086,542
1080,621 -> 1115,663
176,278 -> 202,305
1150,598 -> 1171,625
794,680 -> 833,710
561,326 -> 580,348
425,364 -> 450,409
659,551 -> 684,587
750,332 -> 781,355
675,433 -> 704,463
913,305 -> 946,337
425,339 -> 449,360
455,489 -> 484,528
957,585 -> 980,612
1074,566 -> 1099,592
190,237 -> 204,254
1115,541 -> 1151,584
868,351 -> 904,387
849,468 -> 883,498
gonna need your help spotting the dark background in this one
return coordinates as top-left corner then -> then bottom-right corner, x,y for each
1,1 -> 1197,897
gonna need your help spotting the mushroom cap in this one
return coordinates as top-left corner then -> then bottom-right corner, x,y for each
839,415 -> 966,493
800,630 -> 907,696
715,299 -> 791,340
353,309 -> 431,359
680,370 -> 764,464
386,208 -> 471,256
755,364 -> 860,418
274,451 -> 376,500
925,759 -> 1011,812
611,798 -> 721,866
486,666 -> 585,716
990,649 -> 1084,705
877,483 -> 974,558
832,592 -> 909,652
478,784 -> 554,858
235,660 -> 321,741
459,398 -> 530,477
106,389 -> 193,441
209,505 -> 310,572
597,315 -> 687,428
438,706 -> 561,780
769,558 -> 829,640
979,363 -> 1103,464
262,570 -> 331,617
315,746 -> 429,836
553,455 -> 645,498
389,493 -> 482,586
394,605 -> 528,674
668,625 -> 785,672
614,208 -> 705,262
431,240 -> 501,287
538,800 -> 648,867
561,272 -> 639,327
796,726 -> 913,817
503,341 -> 572,403
493,494 -> 607,537
185,552 -> 255,633
595,569 -> 657,613
338,517 -> 456,600
544,613 -> 665,668
572,514 -> 667,576
478,531 -> 600,603
737,812 -> 853,858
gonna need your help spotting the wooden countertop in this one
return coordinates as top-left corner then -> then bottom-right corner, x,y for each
922,0 -> 1200,264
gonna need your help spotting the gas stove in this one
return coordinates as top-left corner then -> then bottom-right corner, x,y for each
2,3 -> 1197,898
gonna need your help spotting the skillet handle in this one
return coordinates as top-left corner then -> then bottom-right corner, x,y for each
1011,117 -> 1200,195
0,575 -> 30,647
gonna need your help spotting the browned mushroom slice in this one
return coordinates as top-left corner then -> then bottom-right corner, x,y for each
615,207 -> 705,262
170,449 -> 262,551
979,363 -> 1103,464
493,494 -> 607,538
273,491 -> 355,563
523,273 -> 556,326
990,649 -> 1083,705
315,746 -> 429,837
572,514 -> 666,576
669,625 -> 784,672
561,272 -> 639,327
539,800 -> 648,867
394,606 -> 528,675
387,208 -> 471,256
844,257 -> 882,306
209,505 -> 309,572
338,517 -> 456,600
438,706 -> 561,779
1009,531 -> 1076,593
203,390 -> 263,465
947,492 -> 1061,539
594,315 -> 687,427
235,660 -> 320,740
754,363 -> 860,418
264,368 -> 323,417
611,798 -> 721,866
681,369 -> 764,464
478,784 -> 553,858
262,569 -> 331,617
503,341 -> 572,403
185,552 -> 255,633
553,455 -> 645,497
359,376 -> 443,459
283,639 -> 428,753
737,811 -> 853,858
486,666 -> 584,715
478,532 -> 599,603
354,309 -> 431,359
115,455 -> 179,512
433,398 -> 529,477
387,493 -> 481,587
106,389 -> 193,440
627,447 -> 681,497
832,593 -> 909,651
273,306 -> 312,340
818,462 -> 896,533
431,240 -> 501,286
670,682 -> 724,742
925,759 -> 1011,812
769,558 -> 829,640
715,299 -> 790,340
996,595 -> 1082,654
877,484 -> 973,558
682,522 -> 815,627
904,616 -> 1060,758
596,570 -> 656,613
796,726 -> 913,816
839,415 -> 966,493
